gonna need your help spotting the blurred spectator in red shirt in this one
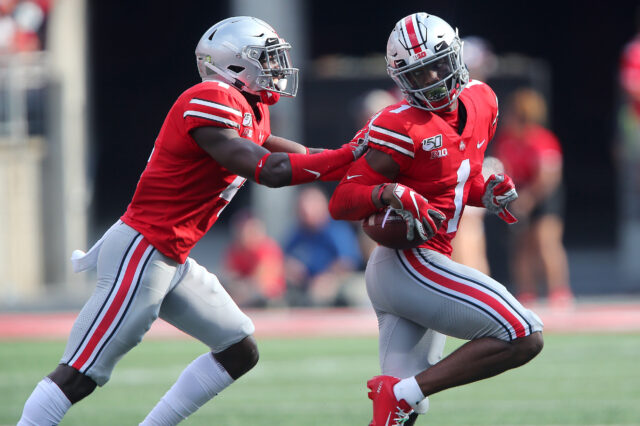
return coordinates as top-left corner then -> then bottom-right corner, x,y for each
620,33 -> 640,120
223,210 -> 286,308
616,24 -> 640,287
493,88 -> 573,308
0,0 -> 48,53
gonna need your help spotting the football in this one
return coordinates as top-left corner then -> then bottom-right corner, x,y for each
362,209 -> 422,250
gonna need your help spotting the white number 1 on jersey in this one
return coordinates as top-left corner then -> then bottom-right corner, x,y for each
447,159 -> 470,233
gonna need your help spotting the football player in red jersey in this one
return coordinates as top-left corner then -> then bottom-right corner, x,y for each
17,16 -> 365,426
329,13 -> 544,425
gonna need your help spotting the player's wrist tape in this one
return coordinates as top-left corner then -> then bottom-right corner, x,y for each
376,183 -> 390,206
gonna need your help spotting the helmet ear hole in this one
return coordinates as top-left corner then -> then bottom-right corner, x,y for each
227,65 -> 245,73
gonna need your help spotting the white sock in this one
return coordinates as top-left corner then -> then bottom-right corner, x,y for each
393,376 -> 426,411
17,377 -> 72,425
414,396 -> 430,414
140,353 -> 234,426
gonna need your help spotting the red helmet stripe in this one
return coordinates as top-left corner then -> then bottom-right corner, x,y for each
404,15 -> 423,54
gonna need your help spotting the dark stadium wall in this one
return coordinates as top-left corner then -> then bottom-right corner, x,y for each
89,0 -> 637,248
88,1 -> 230,226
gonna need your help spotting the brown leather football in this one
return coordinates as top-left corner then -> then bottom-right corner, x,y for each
362,209 -> 422,250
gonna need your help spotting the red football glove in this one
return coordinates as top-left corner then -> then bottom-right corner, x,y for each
482,173 -> 518,224
386,183 -> 446,241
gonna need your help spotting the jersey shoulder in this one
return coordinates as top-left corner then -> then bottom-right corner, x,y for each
179,81 -> 250,130
463,79 -> 498,111
462,79 -> 499,135
365,101 -> 425,160
183,80 -> 248,107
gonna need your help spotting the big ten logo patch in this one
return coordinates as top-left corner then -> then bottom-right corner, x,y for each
422,134 -> 448,159
413,51 -> 427,60
430,148 -> 448,159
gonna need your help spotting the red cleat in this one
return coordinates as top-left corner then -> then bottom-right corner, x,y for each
367,375 -> 414,425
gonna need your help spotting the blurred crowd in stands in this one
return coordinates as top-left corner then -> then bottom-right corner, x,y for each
0,0 -> 49,137
3,4 -> 639,310
223,186 -> 368,308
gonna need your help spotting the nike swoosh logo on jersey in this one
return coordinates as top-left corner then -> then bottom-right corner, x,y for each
346,174 -> 362,180
304,168 -> 320,179
477,139 -> 486,148
385,413 -> 392,426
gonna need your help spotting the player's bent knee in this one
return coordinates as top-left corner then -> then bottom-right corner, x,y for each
47,364 -> 97,404
213,335 -> 259,380
513,332 -> 544,365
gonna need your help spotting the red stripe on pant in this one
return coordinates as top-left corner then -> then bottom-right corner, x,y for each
404,15 -> 423,53
404,250 -> 526,338
72,238 -> 151,370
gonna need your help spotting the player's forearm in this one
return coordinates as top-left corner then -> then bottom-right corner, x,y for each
263,134 -> 325,155
466,173 -> 486,207
329,181 -> 380,221
320,162 -> 351,181
263,135 -> 309,154
255,145 -> 354,187
329,156 -> 393,219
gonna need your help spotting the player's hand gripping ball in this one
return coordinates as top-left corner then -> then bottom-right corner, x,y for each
362,184 -> 446,249
362,208 -> 417,249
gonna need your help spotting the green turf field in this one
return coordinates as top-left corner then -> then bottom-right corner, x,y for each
1,333 -> 639,425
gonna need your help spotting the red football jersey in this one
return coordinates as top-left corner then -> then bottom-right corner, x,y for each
355,80 -> 498,256
121,80 -> 271,263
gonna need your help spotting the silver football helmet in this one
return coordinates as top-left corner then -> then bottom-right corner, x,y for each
386,13 -> 469,111
195,16 -> 298,97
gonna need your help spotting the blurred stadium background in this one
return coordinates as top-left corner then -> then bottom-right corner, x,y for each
1,0 -> 640,424
0,0 -> 639,304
